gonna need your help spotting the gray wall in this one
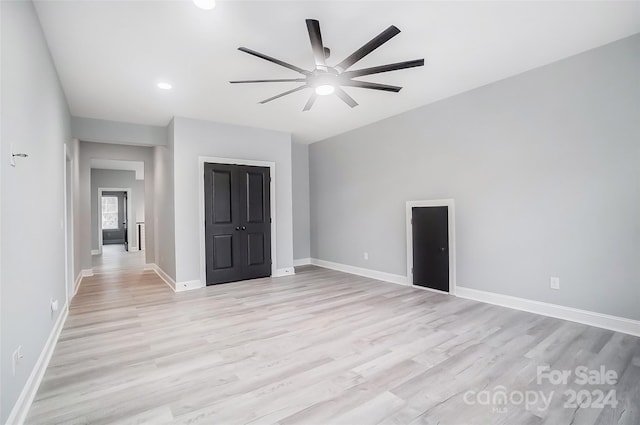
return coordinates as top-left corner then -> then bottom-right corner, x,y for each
71,116 -> 167,146
0,1 -> 71,421
310,35 -> 640,321
172,117 -> 294,284
153,120 -> 176,280
79,142 -> 155,270
90,169 -> 145,250
292,142 -> 311,260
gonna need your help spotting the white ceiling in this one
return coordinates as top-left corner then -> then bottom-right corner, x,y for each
90,159 -> 145,180
34,1 -> 640,144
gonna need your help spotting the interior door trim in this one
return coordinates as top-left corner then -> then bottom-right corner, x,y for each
405,199 -> 456,295
199,156 -> 277,287
97,187 -> 133,255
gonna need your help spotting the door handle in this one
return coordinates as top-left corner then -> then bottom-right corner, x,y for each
440,247 -> 446,252
235,226 -> 240,231
241,226 -> 246,231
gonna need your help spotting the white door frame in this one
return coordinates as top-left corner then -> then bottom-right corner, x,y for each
199,156 -> 277,286
406,199 -> 456,295
97,187 -> 133,253
63,144 -> 75,304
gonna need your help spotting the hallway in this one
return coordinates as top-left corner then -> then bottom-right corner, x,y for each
91,244 -> 145,274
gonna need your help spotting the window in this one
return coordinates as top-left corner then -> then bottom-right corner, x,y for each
102,196 -> 119,230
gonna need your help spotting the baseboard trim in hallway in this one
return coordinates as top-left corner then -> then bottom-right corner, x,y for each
73,272 -> 83,296
5,304 -> 68,425
305,257 -> 640,338
145,263 -> 176,291
456,286 -> 640,337
310,258 -> 408,287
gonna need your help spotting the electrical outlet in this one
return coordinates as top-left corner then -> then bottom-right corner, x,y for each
550,277 -> 560,290
12,346 -> 23,376
363,252 -> 369,260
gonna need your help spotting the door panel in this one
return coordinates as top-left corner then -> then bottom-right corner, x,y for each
204,164 -> 243,284
245,172 -> 265,223
412,206 -> 449,292
204,163 -> 271,285
238,165 -> 271,280
247,233 -> 265,266
213,234 -> 234,269
213,170 -> 233,223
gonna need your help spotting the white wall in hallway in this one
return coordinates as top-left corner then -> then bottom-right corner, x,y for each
292,141 -> 311,261
0,1 -> 71,421
153,119 -> 176,280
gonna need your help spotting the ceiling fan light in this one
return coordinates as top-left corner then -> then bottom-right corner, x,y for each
315,84 -> 335,96
193,0 -> 216,10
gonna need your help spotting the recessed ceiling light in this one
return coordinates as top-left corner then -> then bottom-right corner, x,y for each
315,84 -> 335,96
157,82 -> 172,90
193,0 -> 216,10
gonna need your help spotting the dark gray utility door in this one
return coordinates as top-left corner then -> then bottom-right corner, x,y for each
204,163 -> 271,285
412,206 -> 449,292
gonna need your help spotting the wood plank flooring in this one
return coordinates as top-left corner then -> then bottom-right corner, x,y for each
26,266 -> 639,424
91,244 -> 145,274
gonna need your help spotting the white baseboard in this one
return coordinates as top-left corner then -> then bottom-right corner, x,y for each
456,286 -> 640,337
273,267 -> 295,277
91,249 -> 100,256
293,258 -> 311,267
310,258 -> 408,286
129,246 -> 139,252
5,303 -> 69,425
81,269 -> 94,277
73,272 -> 83,297
145,263 -> 176,292
175,280 -> 204,292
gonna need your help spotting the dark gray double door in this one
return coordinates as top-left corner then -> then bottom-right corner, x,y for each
204,163 -> 271,285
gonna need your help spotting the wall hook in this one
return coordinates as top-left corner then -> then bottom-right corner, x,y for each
10,143 -> 29,167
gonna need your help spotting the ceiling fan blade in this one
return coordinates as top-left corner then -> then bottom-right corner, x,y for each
238,47 -> 310,75
341,59 -> 424,79
259,85 -> 308,104
306,19 -> 327,70
230,78 -> 306,84
303,93 -> 318,111
334,87 -> 358,108
340,80 -> 402,92
334,25 -> 401,72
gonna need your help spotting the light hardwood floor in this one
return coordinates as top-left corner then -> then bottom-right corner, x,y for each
27,266 -> 639,424
91,244 -> 145,274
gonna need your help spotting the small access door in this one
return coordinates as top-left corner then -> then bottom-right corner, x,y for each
204,163 -> 271,285
412,206 -> 449,292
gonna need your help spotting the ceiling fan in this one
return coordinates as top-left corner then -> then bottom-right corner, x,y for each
230,19 -> 425,111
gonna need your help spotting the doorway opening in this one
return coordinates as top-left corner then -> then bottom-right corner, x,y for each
90,161 -> 146,273
98,188 -> 132,251
406,199 -> 456,294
